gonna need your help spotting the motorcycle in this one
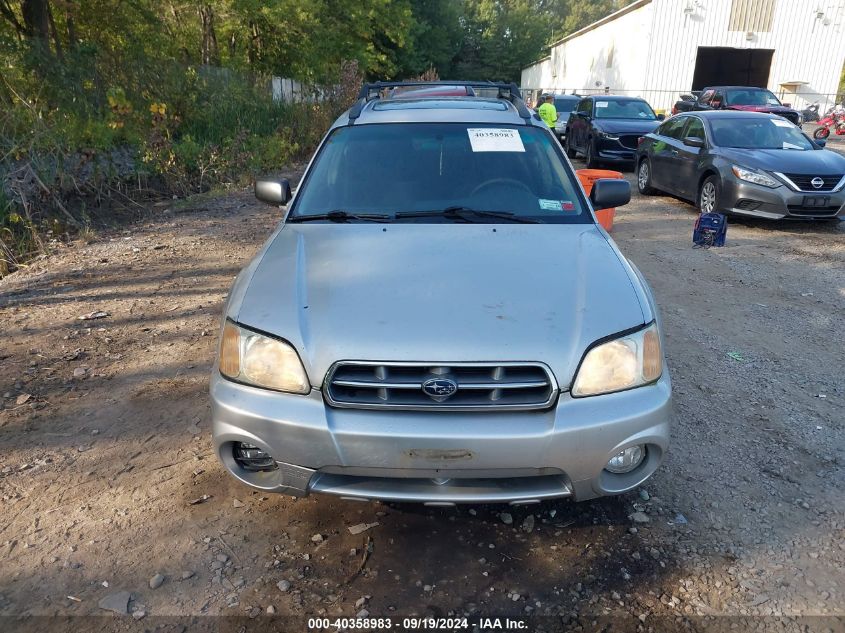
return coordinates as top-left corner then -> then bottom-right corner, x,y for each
801,102 -> 820,123
813,105 -> 845,139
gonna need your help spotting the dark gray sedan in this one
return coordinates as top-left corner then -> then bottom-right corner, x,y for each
636,110 -> 845,220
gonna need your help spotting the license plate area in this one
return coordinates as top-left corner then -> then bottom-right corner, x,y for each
802,196 -> 830,207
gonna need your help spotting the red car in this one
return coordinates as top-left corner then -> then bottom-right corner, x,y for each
673,86 -> 801,125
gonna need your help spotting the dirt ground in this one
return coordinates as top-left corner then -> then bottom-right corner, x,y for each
1,159 -> 843,632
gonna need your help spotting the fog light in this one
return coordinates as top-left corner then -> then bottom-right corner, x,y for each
605,445 -> 645,474
233,442 -> 277,472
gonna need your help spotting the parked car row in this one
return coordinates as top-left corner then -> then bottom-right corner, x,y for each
534,88 -> 843,221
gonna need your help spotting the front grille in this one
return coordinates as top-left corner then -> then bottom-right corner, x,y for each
786,204 -> 841,217
325,362 -> 557,411
619,135 -> 640,150
781,173 -> 843,192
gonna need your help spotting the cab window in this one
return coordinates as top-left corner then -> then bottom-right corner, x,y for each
683,117 -> 706,141
658,116 -> 687,139
577,99 -> 593,116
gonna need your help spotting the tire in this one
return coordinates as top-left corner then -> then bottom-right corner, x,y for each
814,126 -> 831,140
698,175 -> 721,214
585,138 -> 598,168
637,158 -> 656,195
565,133 -> 578,159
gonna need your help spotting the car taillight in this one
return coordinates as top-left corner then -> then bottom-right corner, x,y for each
671,106 -> 678,115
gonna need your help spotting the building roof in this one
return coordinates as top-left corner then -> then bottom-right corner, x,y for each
548,0 -> 652,49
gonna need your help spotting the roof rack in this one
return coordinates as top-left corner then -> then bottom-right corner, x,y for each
347,81 -> 533,124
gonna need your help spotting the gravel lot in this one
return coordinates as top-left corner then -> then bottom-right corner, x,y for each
0,158 -> 843,632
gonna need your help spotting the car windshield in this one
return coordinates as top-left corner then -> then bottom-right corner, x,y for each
724,89 -> 782,106
554,98 -> 577,112
594,99 -> 656,120
710,118 -> 814,150
290,123 -> 590,223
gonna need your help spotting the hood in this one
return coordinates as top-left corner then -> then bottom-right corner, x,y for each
719,147 -> 845,174
594,119 -> 661,135
234,224 -> 646,388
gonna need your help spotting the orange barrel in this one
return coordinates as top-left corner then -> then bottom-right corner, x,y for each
575,169 -> 624,231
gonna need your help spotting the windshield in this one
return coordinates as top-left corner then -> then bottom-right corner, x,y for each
290,123 -> 590,223
724,89 -> 782,107
554,98 -> 577,112
710,118 -> 813,150
594,99 -> 656,120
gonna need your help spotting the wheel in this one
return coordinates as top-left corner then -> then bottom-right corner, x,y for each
585,138 -> 599,168
813,126 -> 830,140
698,175 -> 720,214
565,134 -> 577,159
637,159 -> 656,195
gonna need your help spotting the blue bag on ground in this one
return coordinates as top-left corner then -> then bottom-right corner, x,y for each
693,213 -> 727,247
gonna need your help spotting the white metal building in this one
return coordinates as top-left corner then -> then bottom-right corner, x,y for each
521,0 -> 845,113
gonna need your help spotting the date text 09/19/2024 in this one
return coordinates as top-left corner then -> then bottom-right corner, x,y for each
307,617 -> 529,631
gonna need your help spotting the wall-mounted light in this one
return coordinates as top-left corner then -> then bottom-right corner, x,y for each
683,1 -> 702,26
745,31 -> 754,41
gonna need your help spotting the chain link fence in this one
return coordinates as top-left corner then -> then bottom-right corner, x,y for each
522,87 -> 845,116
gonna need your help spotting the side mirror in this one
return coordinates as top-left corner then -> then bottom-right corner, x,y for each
782,102 -> 791,108
590,179 -> 631,211
255,178 -> 292,205
682,136 -> 705,148
711,99 -> 723,109
657,113 -> 666,121
814,138 -> 827,148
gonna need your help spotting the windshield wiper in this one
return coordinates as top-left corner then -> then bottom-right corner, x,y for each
395,206 -> 543,224
288,210 -> 391,223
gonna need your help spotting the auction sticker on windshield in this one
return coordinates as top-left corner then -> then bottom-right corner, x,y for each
771,119 -> 793,128
467,128 -> 526,152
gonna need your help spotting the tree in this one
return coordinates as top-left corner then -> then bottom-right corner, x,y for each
396,0 -> 463,78
453,0 -> 558,83
561,0 -> 625,34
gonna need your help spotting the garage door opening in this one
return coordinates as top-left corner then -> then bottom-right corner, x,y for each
691,47 -> 774,90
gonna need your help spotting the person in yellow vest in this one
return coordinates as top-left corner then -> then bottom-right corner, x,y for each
537,93 -> 557,128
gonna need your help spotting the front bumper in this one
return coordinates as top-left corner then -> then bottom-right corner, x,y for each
595,137 -> 638,163
722,178 -> 845,220
210,371 -> 672,505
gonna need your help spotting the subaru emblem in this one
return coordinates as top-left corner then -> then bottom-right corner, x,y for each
422,378 -> 458,400
811,177 -> 824,189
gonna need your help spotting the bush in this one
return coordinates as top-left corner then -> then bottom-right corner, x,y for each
0,55 -> 362,276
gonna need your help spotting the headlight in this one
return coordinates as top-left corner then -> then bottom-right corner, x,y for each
572,323 -> 662,397
731,165 -> 780,188
218,321 -> 310,394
